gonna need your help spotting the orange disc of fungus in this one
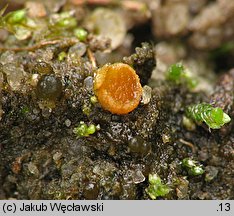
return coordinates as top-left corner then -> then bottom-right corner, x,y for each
94,63 -> 143,115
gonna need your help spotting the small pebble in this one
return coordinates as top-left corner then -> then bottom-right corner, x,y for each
65,119 -> 71,127
28,162 -> 39,176
132,170 -> 145,184
83,76 -> 93,91
205,166 -> 218,182
53,152 -> 63,161
141,85 -> 152,105
36,74 -> 62,100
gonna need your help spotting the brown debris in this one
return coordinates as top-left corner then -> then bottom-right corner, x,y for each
25,1 -> 47,18
152,1 -> 190,37
210,69 -> 234,116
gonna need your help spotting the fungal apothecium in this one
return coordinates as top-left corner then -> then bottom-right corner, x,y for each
94,63 -> 142,115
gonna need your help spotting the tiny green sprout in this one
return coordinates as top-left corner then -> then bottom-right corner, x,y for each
74,28 -> 88,41
53,12 -> 77,29
0,7 -> 34,40
58,51 -> 67,61
145,174 -> 170,200
188,166 -> 205,176
5,9 -> 26,24
148,173 -> 161,185
56,17 -> 77,28
182,158 -> 196,168
82,105 -> 91,116
166,63 -> 198,89
73,121 -> 98,137
186,103 -> 231,129
73,121 -> 88,137
166,62 -> 184,84
182,158 -> 204,176
20,106 -> 30,115
90,95 -> 98,104
86,124 -> 96,135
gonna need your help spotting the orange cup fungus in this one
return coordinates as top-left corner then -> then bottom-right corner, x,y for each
94,63 -> 143,115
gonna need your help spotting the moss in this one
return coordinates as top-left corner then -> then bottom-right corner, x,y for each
74,28 -> 88,42
0,7 -> 35,40
166,63 -> 198,89
5,9 -> 26,24
73,121 -> 98,137
182,158 -> 204,176
58,51 -> 67,61
186,103 -> 231,129
145,174 -> 170,200
20,106 -> 30,115
90,96 -> 98,104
